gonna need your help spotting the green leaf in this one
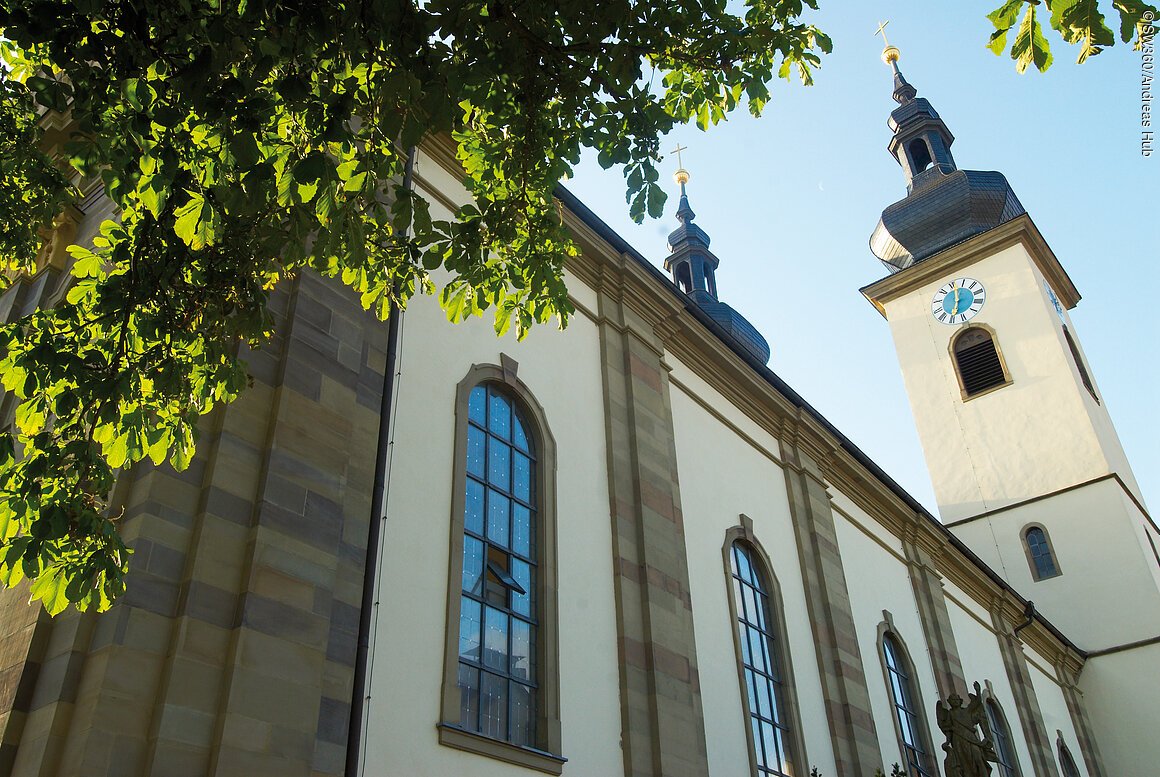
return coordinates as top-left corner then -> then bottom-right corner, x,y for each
25,76 -> 72,112
988,0 -> 1025,30
29,565 -> 70,616
173,191 -> 217,249
1011,5 -> 1055,72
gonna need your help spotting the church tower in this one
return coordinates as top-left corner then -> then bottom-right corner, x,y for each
665,161 -> 770,364
860,43 -> 1143,522
860,41 -> 1160,776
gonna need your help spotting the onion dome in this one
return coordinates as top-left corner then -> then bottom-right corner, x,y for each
869,45 -> 1026,272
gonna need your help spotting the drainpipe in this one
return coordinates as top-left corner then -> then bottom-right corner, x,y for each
345,146 -> 416,776
1012,600 -> 1036,638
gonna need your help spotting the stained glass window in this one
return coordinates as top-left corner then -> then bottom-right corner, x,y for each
883,633 -> 935,777
731,542 -> 795,777
986,700 -> 1021,777
1025,527 -> 1059,580
457,384 -> 537,747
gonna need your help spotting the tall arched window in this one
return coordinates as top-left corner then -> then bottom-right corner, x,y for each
881,631 -> 936,777
986,699 -> 1022,777
1063,326 -> 1098,403
952,327 -> 1009,398
440,367 -> 563,774
1023,525 -> 1061,581
729,540 -> 798,777
1058,739 -> 1082,777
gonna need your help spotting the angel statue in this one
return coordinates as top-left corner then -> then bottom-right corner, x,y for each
934,682 -> 1000,777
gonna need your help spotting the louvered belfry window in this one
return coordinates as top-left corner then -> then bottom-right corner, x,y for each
953,328 -> 1007,396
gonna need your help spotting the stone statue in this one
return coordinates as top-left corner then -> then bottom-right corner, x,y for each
934,682 -> 999,777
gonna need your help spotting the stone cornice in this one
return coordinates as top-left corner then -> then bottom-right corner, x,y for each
860,213 -> 1081,318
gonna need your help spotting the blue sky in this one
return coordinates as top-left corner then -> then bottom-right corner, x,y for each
565,3 -> 1157,515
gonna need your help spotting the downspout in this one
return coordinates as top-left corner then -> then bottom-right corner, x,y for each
345,146 -> 416,776
1012,600 -> 1036,638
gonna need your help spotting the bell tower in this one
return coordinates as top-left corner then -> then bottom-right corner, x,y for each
859,43 -> 1142,521
859,42 -> 1160,777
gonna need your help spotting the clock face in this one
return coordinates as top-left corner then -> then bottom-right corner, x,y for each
931,278 -> 985,325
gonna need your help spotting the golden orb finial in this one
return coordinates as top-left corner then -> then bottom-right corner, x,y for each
875,20 -> 900,65
670,143 -> 690,186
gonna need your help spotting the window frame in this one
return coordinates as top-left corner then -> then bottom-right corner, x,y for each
722,520 -> 809,777
438,363 -> 565,775
1057,734 -> 1082,777
1062,325 -> 1099,404
876,619 -> 938,777
983,696 -> 1023,777
1021,523 -> 1063,582
948,323 -> 1012,401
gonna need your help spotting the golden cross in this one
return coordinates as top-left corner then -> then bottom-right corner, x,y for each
670,143 -> 688,169
874,20 -> 891,47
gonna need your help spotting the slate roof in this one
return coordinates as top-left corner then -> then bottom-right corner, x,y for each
870,168 -> 1026,272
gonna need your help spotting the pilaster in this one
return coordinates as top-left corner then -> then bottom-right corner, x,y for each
1055,661 -> 1105,777
990,604 -> 1059,777
779,431 -> 882,777
900,528 -> 966,699
596,255 -> 710,777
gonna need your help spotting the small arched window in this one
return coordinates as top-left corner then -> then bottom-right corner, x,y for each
1024,525 -> 1061,581
730,541 -> 797,777
676,262 -> 693,294
953,327 -> 1009,398
882,632 -> 936,777
909,138 -> 933,174
1058,740 -> 1082,777
1063,326 -> 1098,403
986,700 -> 1022,777
440,368 -> 563,773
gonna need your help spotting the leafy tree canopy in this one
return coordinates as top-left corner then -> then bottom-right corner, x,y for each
0,0 -> 1153,614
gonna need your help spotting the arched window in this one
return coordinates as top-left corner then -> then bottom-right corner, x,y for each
1063,326 -> 1098,403
440,368 -> 563,773
909,138 -> 933,174
1023,525 -> 1061,581
986,699 -> 1022,777
1058,739 -> 1082,777
729,541 -> 798,777
881,631 -> 936,777
952,327 -> 1009,398
676,262 -> 693,294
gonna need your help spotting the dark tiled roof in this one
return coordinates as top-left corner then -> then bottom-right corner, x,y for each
870,169 -> 1025,272
690,292 -> 772,365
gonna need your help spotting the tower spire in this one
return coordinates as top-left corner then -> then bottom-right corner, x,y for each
867,31 -> 1026,272
877,27 -> 917,105
662,146 -> 770,364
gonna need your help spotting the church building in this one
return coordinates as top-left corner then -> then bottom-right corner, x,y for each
0,41 -> 1154,777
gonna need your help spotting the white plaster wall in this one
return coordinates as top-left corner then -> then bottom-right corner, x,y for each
1027,662 -> 1090,777
359,157 -> 623,776
666,366 -> 834,777
882,243 -> 1139,522
1079,644 -> 1160,777
831,503 -> 945,774
950,478 -> 1160,650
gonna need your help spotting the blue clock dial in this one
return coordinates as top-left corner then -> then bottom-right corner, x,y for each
931,278 -> 986,325
941,287 -> 975,316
